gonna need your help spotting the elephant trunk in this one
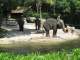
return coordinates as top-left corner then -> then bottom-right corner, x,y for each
58,19 -> 66,32
61,20 -> 68,33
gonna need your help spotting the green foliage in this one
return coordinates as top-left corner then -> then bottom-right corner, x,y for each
56,0 -> 70,13
1,0 -> 80,15
46,0 -> 55,5
25,10 -> 33,17
0,48 -> 80,60
25,11 -> 50,18
32,12 -> 40,17
25,11 -> 39,17
1,0 -> 80,13
74,0 -> 80,10
42,12 -> 49,18
1,0 -> 80,25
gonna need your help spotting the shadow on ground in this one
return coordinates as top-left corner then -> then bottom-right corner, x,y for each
5,29 -> 45,38
0,37 -> 80,54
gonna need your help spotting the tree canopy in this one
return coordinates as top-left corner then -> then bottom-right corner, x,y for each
0,0 -> 80,28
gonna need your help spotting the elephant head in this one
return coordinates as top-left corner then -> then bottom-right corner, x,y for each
57,19 -> 67,32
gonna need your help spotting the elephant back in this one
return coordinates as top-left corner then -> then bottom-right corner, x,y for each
46,18 -> 57,26
43,18 -> 58,30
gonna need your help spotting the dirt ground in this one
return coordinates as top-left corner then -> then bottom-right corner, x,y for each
0,22 -> 79,44
0,22 -> 80,52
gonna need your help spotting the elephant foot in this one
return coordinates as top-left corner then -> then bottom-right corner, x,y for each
46,36 -> 50,37
46,34 -> 50,37
53,35 -> 57,38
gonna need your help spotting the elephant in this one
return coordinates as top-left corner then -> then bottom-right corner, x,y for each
43,18 -> 65,37
34,17 -> 41,30
16,13 -> 24,32
17,17 -> 24,31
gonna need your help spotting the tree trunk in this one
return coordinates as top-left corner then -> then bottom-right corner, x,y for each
36,3 -> 39,14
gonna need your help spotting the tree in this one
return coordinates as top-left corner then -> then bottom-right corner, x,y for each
69,0 -> 76,14
46,0 -> 56,15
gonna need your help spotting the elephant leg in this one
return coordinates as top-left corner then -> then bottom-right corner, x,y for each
19,24 -> 24,31
43,26 -> 50,37
46,30 -> 50,37
43,23 -> 50,37
35,24 -> 38,30
38,24 -> 41,30
53,26 -> 57,37
20,24 -> 24,31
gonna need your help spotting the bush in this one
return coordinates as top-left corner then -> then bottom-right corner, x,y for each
0,48 -> 80,60
42,12 -> 49,18
25,11 -> 49,18
25,11 -> 33,17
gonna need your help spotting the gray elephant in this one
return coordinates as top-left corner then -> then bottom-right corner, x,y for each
16,14 -> 24,32
43,18 -> 65,37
